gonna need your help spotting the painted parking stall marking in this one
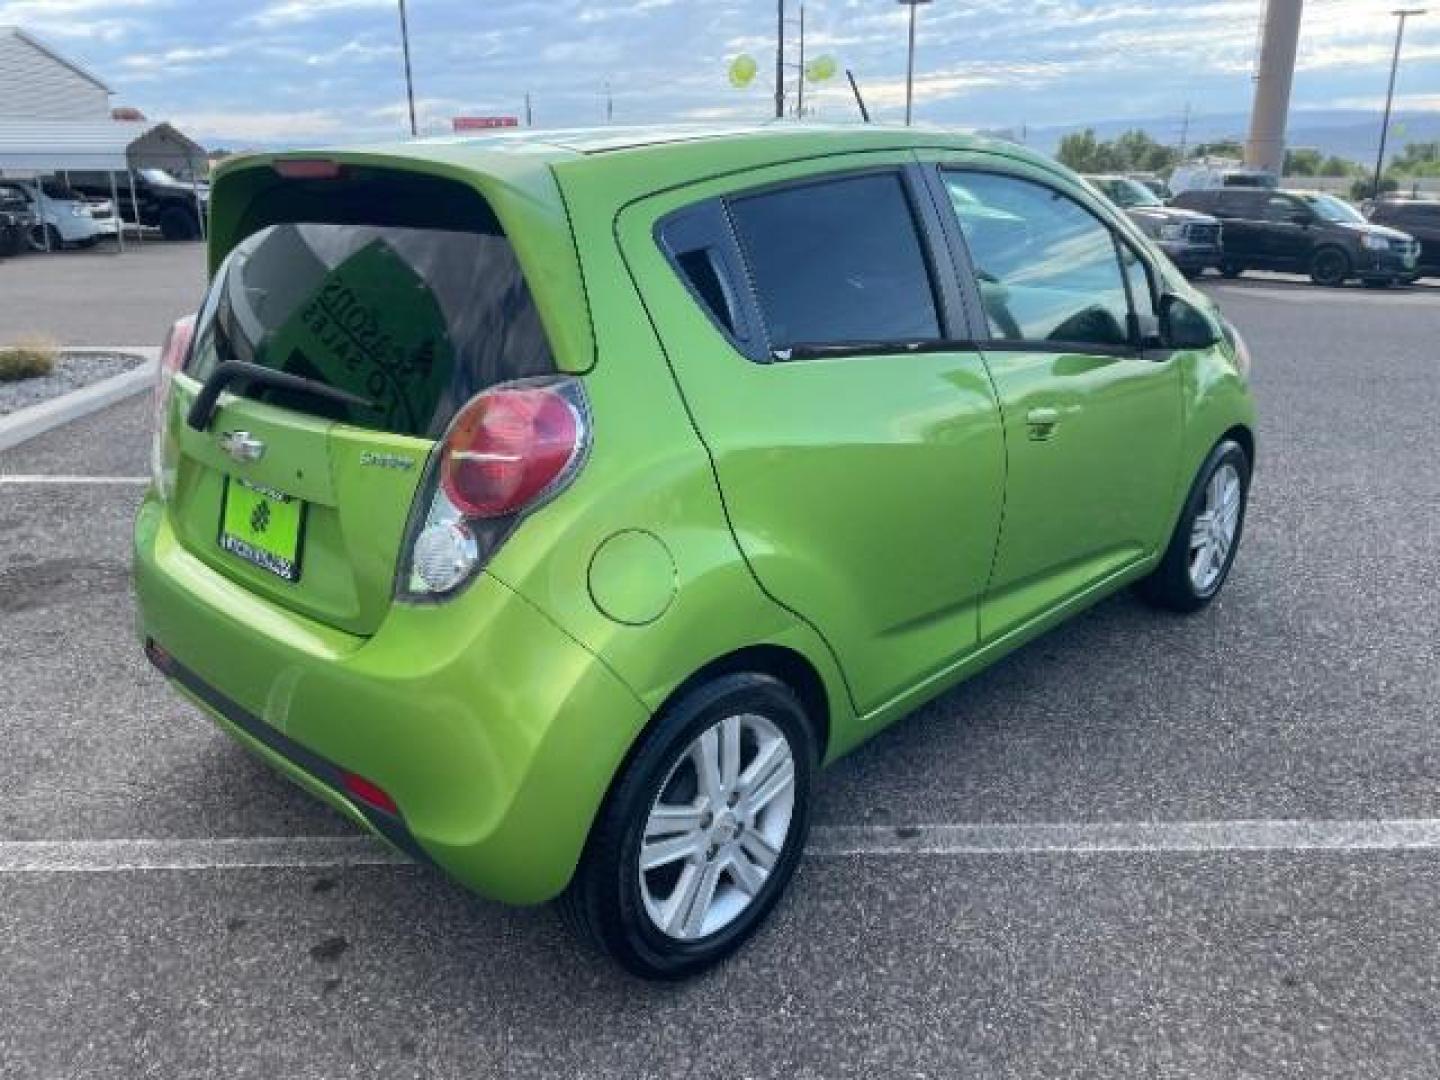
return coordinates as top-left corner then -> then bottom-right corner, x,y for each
9,819 -> 1440,874
0,474 -> 149,484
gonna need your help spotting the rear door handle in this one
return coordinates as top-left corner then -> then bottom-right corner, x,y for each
1026,407 -> 1060,440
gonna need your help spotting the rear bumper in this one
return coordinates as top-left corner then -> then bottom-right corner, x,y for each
133,495 -> 650,904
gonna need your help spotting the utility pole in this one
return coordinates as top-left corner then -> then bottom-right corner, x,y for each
397,0 -> 417,137
896,0 -> 931,127
1374,9 -> 1427,199
775,0 -> 785,119
796,5 -> 805,118
1179,101 -> 1192,160
605,81 -> 614,124
524,92 -> 533,127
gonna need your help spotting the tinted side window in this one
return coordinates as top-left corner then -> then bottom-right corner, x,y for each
942,170 -> 1133,348
1217,191 -> 1265,217
728,172 -> 941,352
1263,195 -> 1302,222
1390,204 -> 1439,225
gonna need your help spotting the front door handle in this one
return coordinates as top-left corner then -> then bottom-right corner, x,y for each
1026,407 -> 1060,441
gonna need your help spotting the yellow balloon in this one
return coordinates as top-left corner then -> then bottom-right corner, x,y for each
805,55 -> 837,83
728,54 -> 758,88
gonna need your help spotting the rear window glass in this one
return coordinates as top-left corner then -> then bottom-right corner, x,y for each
187,222 -> 554,438
728,172 -> 940,352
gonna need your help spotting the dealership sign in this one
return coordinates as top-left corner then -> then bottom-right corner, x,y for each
453,117 -> 519,131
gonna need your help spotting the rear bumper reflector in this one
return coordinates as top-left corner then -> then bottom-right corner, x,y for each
143,638 -> 431,866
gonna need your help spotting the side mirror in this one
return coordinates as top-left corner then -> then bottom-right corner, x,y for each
1289,211 -> 1314,226
1159,294 -> 1221,350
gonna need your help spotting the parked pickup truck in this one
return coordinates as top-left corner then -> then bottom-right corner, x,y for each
1084,174 -> 1224,277
70,167 -> 207,240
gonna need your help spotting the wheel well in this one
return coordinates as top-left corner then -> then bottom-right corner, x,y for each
1222,424 -> 1255,469
662,645 -> 831,759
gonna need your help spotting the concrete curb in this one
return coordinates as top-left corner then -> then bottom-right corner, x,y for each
0,348 -> 158,453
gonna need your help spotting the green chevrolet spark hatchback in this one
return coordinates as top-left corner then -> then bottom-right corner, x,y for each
135,125 -> 1256,977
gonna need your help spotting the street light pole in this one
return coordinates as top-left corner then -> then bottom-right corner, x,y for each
896,0 -> 931,127
775,0 -> 785,119
398,0 -> 418,137
1373,8 -> 1426,198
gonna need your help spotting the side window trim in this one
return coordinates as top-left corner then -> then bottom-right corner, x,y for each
924,162 -> 1147,357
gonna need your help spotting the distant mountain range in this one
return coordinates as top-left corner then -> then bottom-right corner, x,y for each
989,109 -> 1440,166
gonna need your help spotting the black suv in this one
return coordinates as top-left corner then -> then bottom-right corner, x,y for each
0,181 -> 33,257
1367,198 -> 1440,279
1171,188 -> 1419,287
70,167 -> 207,240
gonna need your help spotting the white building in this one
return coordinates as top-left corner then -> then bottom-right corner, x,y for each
0,26 -> 112,120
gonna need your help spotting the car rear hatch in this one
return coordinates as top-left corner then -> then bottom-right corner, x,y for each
159,154 -> 587,636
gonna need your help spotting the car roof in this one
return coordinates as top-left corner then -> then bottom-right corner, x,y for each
404,121 -> 1004,157
236,123 -> 1053,195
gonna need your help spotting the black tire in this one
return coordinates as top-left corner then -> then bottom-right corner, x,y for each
1220,262 -> 1244,279
1137,439 -> 1251,614
561,672 -> 817,980
28,223 -> 64,251
1309,246 -> 1350,287
158,206 -> 198,241
0,225 -> 21,257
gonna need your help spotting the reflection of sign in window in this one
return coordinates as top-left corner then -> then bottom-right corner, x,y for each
265,240 -> 452,434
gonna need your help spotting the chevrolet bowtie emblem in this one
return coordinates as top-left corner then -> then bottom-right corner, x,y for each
218,430 -> 265,463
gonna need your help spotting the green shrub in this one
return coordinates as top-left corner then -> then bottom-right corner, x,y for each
0,337 -> 59,382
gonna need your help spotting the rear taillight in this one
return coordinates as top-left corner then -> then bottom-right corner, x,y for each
402,377 -> 589,598
150,315 -> 195,500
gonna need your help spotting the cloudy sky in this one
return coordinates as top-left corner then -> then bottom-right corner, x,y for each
3,0 -> 1438,145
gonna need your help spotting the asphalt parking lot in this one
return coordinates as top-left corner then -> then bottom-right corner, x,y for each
2,276 -> 1439,1077
0,241 -> 205,347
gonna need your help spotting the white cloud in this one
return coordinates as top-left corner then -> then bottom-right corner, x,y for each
1333,93 -> 1440,112
120,43 -> 233,70
0,0 -> 164,41
245,0 -> 392,28
167,108 -> 347,143
304,37 -> 397,66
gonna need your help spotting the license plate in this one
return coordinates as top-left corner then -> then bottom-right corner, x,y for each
218,477 -> 305,582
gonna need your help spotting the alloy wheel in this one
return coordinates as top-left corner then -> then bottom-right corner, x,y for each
1189,462 -> 1242,594
638,712 -> 796,941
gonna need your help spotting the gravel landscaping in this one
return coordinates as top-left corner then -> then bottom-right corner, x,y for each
0,352 -> 145,416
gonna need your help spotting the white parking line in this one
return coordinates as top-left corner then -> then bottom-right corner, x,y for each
6,819 -> 1440,874
0,475 -> 148,485
813,819 -> 1440,855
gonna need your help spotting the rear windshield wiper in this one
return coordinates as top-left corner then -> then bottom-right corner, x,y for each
186,361 -> 375,431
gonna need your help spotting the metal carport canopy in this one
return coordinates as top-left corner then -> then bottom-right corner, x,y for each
0,118 -> 152,172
